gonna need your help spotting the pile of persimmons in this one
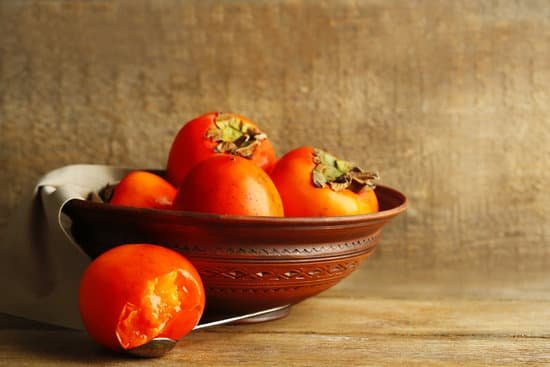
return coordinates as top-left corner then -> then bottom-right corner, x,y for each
110,112 -> 380,217
79,112 -> 380,354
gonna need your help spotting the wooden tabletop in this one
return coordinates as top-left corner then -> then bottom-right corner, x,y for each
1,267 -> 549,366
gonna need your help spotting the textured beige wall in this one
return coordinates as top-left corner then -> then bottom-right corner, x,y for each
1,0 -> 549,288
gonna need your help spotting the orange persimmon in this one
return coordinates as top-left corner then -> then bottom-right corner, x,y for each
109,171 -> 176,210
270,146 -> 379,217
166,112 -> 277,187
79,244 -> 205,351
173,155 -> 284,217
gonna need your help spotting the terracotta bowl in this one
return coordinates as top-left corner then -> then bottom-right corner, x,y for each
63,185 -> 407,321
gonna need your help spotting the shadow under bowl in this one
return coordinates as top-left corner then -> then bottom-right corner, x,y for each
63,185 -> 407,321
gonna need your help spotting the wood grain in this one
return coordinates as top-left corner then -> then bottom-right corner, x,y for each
1,295 -> 549,366
0,1 -> 549,283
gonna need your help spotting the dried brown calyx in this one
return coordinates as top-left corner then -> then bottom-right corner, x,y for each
312,148 -> 380,193
205,113 -> 267,158
87,183 -> 118,203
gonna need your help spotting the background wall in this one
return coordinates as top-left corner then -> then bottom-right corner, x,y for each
1,0 -> 548,295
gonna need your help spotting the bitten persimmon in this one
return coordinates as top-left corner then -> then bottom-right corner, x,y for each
79,244 -> 205,351
270,146 -> 379,217
166,112 -> 277,187
109,171 -> 176,210
173,155 -> 284,217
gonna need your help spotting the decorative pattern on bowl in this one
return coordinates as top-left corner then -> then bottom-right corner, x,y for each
63,185 -> 407,321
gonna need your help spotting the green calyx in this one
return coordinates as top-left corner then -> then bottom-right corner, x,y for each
312,148 -> 379,193
205,113 -> 267,158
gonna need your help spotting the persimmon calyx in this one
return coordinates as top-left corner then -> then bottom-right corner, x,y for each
87,183 -> 118,203
206,113 -> 267,158
312,148 -> 379,193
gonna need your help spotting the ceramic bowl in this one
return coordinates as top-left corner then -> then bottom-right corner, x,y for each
63,185 -> 407,321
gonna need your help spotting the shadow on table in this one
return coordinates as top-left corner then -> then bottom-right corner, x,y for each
0,313 -> 133,363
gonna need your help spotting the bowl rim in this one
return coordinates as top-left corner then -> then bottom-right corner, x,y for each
65,184 -> 407,226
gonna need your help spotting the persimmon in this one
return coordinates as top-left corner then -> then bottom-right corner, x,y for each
109,171 -> 177,210
166,112 -> 277,187
173,155 -> 284,217
270,146 -> 379,217
79,244 -> 205,351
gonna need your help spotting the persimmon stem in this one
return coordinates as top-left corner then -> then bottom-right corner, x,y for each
312,149 -> 379,193
205,113 -> 266,158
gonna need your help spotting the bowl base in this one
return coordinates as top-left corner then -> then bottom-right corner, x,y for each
235,304 -> 291,324
202,305 -> 292,326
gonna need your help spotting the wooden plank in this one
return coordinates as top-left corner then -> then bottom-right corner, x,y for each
1,330 -> 548,367
237,297 -> 550,338
322,265 -> 550,301
1,297 -> 549,366
135,334 -> 550,367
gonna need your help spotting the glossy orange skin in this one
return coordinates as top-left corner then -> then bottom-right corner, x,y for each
270,146 -> 379,217
173,155 -> 284,216
166,112 -> 277,187
110,171 -> 177,210
79,244 -> 205,351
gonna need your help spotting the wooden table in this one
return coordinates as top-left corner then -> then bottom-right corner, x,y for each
1,267 -> 549,366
